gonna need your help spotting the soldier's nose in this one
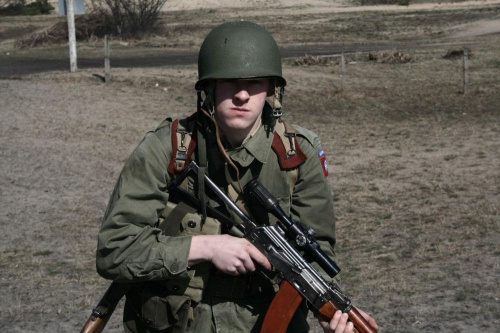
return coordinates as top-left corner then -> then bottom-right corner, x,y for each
234,89 -> 250,102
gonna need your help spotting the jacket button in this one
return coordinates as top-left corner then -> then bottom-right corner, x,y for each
172,284 -> 180,291
187,220 -> 197,228
171,263 -> 179,273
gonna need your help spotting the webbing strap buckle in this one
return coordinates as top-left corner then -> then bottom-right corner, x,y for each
284,133 -> 297,157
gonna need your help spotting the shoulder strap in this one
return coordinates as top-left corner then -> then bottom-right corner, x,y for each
271,119 -> 307,192
167,114 -> 197,176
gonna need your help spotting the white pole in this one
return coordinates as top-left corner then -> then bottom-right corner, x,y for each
66,0 -> 77,72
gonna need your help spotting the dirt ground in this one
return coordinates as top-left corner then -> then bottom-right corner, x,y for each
0,1 -> 499,332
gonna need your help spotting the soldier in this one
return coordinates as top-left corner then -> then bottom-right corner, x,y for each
96,21 -> 377,333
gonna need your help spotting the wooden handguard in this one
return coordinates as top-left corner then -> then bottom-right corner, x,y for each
261,281 -> 304,333
261,281 -> 378,333
319,302 -> 378,333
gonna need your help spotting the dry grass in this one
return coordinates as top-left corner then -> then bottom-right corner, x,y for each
284,40 -> 500,332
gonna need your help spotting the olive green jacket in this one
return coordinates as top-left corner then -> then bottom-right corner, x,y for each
96,109 -> 337,332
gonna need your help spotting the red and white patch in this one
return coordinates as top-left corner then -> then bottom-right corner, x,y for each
318,149 -> 328,177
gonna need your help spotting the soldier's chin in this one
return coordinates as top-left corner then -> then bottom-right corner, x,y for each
227,121 -> 250,130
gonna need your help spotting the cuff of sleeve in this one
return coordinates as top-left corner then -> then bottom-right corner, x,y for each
157,234 -> 192,277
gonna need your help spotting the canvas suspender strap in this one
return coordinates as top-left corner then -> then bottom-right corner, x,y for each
271,119 -> 307,193
225,165 -> 252,217
196,114 -> 209,225
167,117 -> 306,204
167,118 -> 197,177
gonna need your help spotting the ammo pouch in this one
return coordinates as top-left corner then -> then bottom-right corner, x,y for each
126,200 -> 221,331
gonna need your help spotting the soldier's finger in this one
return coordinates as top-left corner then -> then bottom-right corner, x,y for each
317,318 -> 332,333
241,253 -> 257,272
248,246 -> 272,270
234,261 -> 247,275
328,310 -> 342,331
333,313 -> 348,333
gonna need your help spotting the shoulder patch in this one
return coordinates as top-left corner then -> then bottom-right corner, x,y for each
318,149 -> 328,177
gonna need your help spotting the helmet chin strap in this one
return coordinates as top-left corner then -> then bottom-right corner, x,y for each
197,80 -> 244,193
272,85 -> 285,118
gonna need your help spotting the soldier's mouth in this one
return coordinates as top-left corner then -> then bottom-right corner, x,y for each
231,107 -> 249,112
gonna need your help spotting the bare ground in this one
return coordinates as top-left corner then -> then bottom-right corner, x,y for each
0,2 -> 499,332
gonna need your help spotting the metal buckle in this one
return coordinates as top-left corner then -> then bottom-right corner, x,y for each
284,133 -> 297,157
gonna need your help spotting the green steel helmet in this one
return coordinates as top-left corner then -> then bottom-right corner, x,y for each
195,20 -> 286,90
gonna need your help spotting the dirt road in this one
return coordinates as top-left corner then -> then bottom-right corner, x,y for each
0,41 -> 477,77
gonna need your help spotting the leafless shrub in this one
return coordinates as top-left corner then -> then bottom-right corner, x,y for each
287,54 -> 336,67
90,0 -> 167,36
15,13 -> 108,48
366,51 -> 413,64
443,49 -> 473,60
382,51 -> 413,64
14,0 -> 166,47
368,52 -> 378,61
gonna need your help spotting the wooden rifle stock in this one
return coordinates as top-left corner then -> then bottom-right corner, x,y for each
261,281 -> 377,333
80,282 -> 131,333
80,306 -> 115,333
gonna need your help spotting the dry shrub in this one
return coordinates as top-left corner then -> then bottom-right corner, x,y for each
443,49 -> 473,60
0,0 -> 54,15
15,13 -> 108,48
90,0 -> 167,36
368,51 -> 413,64
288,54 -> 336,67
14,0 -> 167,48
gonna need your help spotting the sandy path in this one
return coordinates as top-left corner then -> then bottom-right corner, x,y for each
451,19 -> 500,37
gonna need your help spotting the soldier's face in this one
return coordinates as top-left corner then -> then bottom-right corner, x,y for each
214,79 -> 272,137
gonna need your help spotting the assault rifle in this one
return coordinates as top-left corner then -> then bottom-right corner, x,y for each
81,161 -> 377,333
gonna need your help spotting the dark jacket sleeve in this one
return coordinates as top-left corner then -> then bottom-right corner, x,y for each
96,122 -> 192,282
291,125 -> 338,282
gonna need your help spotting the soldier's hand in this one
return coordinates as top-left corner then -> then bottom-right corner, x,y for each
318,311 -> 353,333
189,235 -> 272,275
318,308 -> 378,333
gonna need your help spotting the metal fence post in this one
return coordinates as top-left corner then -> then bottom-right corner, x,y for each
341,52 -> 346,92
104,35 -> 111,83
463,48 -> 469,94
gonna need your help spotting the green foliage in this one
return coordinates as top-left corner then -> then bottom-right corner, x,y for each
0,0 -> 54,16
